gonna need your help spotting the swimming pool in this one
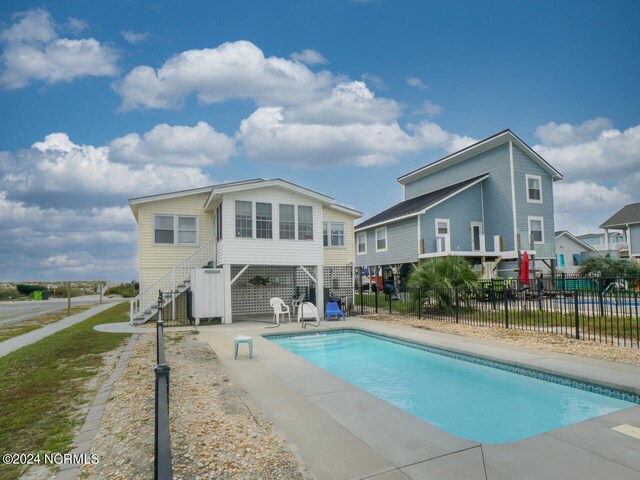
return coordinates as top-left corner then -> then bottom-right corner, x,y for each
266,329 -> 638,443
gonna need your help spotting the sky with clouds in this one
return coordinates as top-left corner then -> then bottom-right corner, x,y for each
0,0 -> 638,282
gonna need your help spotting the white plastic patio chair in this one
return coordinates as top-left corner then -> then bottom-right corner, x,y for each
270,297 -> 291,324
291,294 -> 305,317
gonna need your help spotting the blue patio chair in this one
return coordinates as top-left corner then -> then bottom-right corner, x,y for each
325,302 -> 345,321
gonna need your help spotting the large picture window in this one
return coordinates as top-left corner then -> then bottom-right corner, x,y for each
298,206 -> 313,240
154,215 -> 198,245
235,200 -> 252,238
256,202 -> 272,239
279,204 -> 295,239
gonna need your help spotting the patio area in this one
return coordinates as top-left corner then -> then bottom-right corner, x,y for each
196,317 -> 640,480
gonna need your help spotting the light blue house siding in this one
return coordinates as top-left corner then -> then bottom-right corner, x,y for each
630,224 -> 640,256
512,146 -> 555,246
355,217 -> 418,267
419,183 -> 484,253
404,143 -> 515,251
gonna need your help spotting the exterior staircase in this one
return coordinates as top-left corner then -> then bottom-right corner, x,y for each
129,239 -> 216,324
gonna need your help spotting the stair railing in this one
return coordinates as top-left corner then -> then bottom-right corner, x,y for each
130,238 -> 216,323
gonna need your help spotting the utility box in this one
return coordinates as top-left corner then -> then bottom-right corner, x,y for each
190,268 -> 225,323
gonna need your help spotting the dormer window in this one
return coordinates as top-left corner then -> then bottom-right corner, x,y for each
526,175 -> 542,203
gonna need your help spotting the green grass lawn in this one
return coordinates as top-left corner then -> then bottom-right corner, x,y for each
0,302 -> 130,480
0,305 -> 93,342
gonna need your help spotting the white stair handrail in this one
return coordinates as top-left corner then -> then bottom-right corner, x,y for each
129,238 -> 216,323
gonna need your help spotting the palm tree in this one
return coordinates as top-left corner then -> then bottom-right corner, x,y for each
408,257 -> 479,312
578,253 -> 640,279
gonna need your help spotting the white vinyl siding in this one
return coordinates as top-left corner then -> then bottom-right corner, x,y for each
279,204 -> 295,239
375,226 -> 387,252
235,200 -> 252,238
526,174 -> 542,203
154,214 -> 198,245
528,216 -> 544,244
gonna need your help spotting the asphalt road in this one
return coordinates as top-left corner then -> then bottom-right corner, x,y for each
0,295 -> 123,327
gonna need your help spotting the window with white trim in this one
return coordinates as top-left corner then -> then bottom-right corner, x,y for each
357,232 -> 367,254
528,216 -> 544,244
279,204 -> 295,239
298,206 -> 313,240
154,215 -> 198,245
235,200 -> 252,238
323,222 -> 345,247
526,174 -> 542,203
375,226 -> 387,251
256,202 -> 272,239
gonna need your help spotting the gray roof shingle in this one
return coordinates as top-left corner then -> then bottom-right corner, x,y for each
355,174 -> 488,230
600,203 -> 640,228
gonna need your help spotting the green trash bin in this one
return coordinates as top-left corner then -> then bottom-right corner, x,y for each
33,291 -> 42,301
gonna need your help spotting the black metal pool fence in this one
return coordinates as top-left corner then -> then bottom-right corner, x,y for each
355,278 -> 640,348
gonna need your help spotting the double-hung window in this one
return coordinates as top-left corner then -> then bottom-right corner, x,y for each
356,232 -> 367,254
528,216 -> 544,244
298,206 -> 313,240
323,222 -> 345,247
526,175 -> 542,203
279,204 -> 295,239
375,226 -> 387,252
256,202 -> 272,239
235,201 -> 253,238
154,215 -> 198,245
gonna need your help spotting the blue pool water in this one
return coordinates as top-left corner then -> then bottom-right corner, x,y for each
267,330 -> 637,443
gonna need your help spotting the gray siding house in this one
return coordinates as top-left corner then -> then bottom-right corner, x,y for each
599,202 -> 640,260
355,129 -> 563,280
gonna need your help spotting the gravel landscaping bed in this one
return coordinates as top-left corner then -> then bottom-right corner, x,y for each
364,314 -> 640,364
82,331 -> 312,479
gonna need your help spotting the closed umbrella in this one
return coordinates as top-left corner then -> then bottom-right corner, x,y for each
520,251 -> 530,286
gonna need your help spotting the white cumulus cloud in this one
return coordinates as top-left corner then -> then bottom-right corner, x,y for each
120,30 -> 150,44
290,49 -> 328,65
114,40 -> 333,110
0,8 -> 119,89
110,122 -> 236,166
534,119 -> 640,181
406,77 -> 428,89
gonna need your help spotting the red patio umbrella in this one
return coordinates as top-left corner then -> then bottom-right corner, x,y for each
520,251 -> 530,286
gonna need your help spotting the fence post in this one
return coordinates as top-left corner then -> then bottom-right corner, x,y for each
375,285 -> 378,313
504,289 -> 509,329
418,288 -> 422,319
574,290 -> 580,340
598,278 -> 605,317
389,288 -> 392,314
455,287 -> 459,324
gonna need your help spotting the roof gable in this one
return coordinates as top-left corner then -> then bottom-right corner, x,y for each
555,230 -> 595,252
600,203 -> 640,228
397,129 -> 563,186
355,174 -> 488,230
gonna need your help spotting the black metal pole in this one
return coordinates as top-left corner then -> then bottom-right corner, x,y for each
574,290 -> 580,340
455,287 -> 459,324
504,289 -> 509,329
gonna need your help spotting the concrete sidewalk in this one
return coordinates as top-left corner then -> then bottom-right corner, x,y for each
0,301 -> 124,358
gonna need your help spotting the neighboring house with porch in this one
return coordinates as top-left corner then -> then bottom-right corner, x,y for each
355,129 -> 563,283
577,232 -> 625,253
548,231 -> 595,275
597,202 -> 640,261
128,178 -> 361,324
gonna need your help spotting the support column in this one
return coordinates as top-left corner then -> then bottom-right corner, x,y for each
316,264 -> 324,318
223,264 -> 232,324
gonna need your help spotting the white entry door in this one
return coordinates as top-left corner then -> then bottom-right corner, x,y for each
471,222 -> 483,251
435,219 -> 450,252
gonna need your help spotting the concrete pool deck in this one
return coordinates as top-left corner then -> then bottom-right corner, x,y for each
196,317 -> 640,480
